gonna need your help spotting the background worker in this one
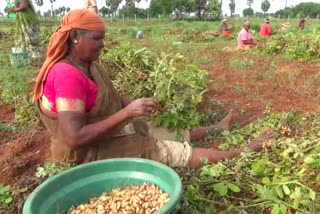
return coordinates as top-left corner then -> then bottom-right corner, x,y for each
259,18 -> 272,37
219,19 -> 230,34
8,0 -> 40,58
237,21 -> 257,50
84,0 -> 98,14
298,19 -> 305,31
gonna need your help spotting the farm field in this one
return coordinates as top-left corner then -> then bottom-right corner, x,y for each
1,18 -> 320,213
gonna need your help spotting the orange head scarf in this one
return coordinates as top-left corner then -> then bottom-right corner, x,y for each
33,9 -> 105,101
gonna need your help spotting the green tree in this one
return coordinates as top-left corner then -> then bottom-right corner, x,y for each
196,0 -> 221,20
206,0 -> 221,20
119,3 -> 147,18
296,11 -> 305,19
66,7 -> 70,12
275,2 -> 320,19
247,0 -> 253,8
99,6 -> 110,17
148,0 -> 164,17
229,0 -> 235,16
148,0 -> 195,20
261,0 -> 270,15
105,0 -> 122,17
196,0 -> 207,20
243,7 -> 254,17
172,0 -> 196,20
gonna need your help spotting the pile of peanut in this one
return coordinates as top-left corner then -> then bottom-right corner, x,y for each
68,183 -> 170,214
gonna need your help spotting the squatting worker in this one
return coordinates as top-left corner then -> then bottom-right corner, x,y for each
237,21 -> 257,50
259,18 -> 272,37
298,19 -> 305,31
219,19 -> 230,35
84,0 -> 98,14
33,10 -> 273,167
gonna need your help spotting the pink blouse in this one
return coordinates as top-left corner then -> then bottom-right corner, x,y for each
42,63 -> 98,113
237,28 -> 252,48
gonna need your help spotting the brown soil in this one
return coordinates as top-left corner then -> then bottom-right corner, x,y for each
0,118 -> 50,185
0,104 -> 15,121
200,48 -> 320,125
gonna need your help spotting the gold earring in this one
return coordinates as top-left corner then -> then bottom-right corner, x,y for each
74,40 -> 78,44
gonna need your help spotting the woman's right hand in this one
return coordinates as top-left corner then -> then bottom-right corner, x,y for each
123,98 -> 158,119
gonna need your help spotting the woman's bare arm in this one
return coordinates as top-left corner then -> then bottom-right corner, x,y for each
56,98 -> 157,149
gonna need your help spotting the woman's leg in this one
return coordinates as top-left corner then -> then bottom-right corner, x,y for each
189,129 -> 273,166
190,110 -> 233,141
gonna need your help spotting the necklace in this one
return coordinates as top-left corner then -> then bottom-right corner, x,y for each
66,56 -> 93,79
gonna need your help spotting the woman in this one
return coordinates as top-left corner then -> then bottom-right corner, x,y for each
219,19 -> 231,35
259,18 -> 272,37
298,19 -> 305,31
34,10 -> 273,168
8,0 -> 40,58
237,21 -> 257,50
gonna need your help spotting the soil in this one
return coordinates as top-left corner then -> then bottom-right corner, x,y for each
0,107 -> 50,185
201,47 -> 320,126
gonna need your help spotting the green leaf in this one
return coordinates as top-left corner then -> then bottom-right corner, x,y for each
227,183 -> 240,193
271,205 -> 280,214
213,183 -> 228,196
4,197 -> 12,204
19,187 -> 28,193
295,187 -> 302,198
2,185 -> 11,192
304,155 -> 315,164
280,204 -> 287,213
262,177 -> 270,184
300,199 -> 311,206
309,190 -> 316,201
200,157 -> 208,165
282,185 -> 291,195
275,186 -> 284,199
251,162 -> 265,176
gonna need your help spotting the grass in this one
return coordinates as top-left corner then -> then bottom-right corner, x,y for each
0,122 -> 22,132
229,58 -> 254,70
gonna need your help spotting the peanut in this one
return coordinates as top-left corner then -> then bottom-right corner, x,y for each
67,183 -> 170,214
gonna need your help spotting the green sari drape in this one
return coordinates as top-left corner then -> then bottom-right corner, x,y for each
14,0 -> 40,58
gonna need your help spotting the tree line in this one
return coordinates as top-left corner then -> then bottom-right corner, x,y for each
275,3 -> 320,19
2,0 -> 320,20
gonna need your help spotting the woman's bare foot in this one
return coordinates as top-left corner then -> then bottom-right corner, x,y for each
190,110 -> 233,141
210,110 -> 233,132
247,129 -> 274,152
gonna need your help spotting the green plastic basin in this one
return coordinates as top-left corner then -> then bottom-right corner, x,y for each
23,158 -> 182,214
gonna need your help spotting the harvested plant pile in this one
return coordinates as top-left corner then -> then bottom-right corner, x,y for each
262,31 -> 320,61
68,183 -> 170,214
164,29 -> 217,43
179,112 -> 320,214
100,42 -> 208,137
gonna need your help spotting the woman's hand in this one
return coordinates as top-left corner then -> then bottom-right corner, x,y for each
8,8 -> 16,13
123,98 -> 158,119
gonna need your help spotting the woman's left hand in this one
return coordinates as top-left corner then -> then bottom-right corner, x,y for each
8,8 -> 16,13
